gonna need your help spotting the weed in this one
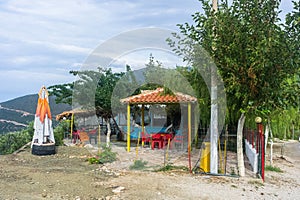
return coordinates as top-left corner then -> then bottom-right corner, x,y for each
129,159 -> 148,170
248,180 -> 264,187
87,146 -> 117,164
154,164 -> 188,172
230,167 -> 236,175
265,165 -> 283,173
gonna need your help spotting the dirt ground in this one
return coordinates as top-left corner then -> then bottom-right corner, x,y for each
0,140 -> 299,200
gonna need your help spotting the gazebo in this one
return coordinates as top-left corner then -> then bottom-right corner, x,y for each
56,109 -> 98,140
120,87 -> 198,153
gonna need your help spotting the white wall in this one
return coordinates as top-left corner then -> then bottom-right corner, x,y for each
245,139 -> 258,173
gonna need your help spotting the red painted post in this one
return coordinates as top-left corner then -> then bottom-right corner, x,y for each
252,130 -> 254,148
256,129 -> 259,153
259,123 -> 265,182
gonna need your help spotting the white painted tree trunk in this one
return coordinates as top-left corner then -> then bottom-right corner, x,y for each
237,113 -> 245,176
105,118 -> 111,147
268,118 -> 274,166
210,0 -> 219,175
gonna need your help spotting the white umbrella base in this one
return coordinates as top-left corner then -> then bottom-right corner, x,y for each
31,143 -> 56,156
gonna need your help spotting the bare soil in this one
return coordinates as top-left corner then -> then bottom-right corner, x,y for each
0,140 -> 299,200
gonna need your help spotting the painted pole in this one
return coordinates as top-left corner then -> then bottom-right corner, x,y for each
127,104 -> 131,152
259,123 -> 265,181
255,117 -> 264,181
252,130 -> 254,148
210,0 -> 219,174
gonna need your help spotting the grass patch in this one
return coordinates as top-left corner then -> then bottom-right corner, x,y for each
129,159 -> 148,170
248,180 -> 264,187
87,146 -> 117,164
154,164 -> 189,172
265,165 -> 283,173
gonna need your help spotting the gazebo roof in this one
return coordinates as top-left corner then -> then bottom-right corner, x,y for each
56,109 -> 96,121
120,87 -> 197,104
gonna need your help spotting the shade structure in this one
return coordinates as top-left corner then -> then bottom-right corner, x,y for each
31,86 -> 56,155
120,88 -> 197,104
56,109 -> 96,121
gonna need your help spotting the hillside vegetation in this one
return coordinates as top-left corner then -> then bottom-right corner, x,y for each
0,94 -> 70,134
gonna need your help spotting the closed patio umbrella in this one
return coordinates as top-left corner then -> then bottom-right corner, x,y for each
31,86 -> 56,155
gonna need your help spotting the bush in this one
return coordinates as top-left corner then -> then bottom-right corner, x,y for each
265,165 -> 283,173
87,146 -> 117,164
53,120 -> 70,146
53,124 -> 64,146
0,131 -> 31,155
129,159 -> 148,170
154,164 -> 188,172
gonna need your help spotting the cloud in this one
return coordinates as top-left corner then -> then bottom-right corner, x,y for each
0,69 -> 76,102
0,0 -> 294,102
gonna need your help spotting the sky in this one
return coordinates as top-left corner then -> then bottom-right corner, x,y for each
0,0 -> 294,102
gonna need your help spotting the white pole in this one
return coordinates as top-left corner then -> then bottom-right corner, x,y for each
210,0 -> 218,174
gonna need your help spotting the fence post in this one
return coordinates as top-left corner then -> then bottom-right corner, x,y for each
259,123 -> 265,181
252,130 -> 254,148
255,117 -> 264,182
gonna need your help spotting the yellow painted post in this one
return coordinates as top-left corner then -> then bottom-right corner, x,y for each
188,103 -> 192,173
127,104 -> 131,152
141,105 -> 145,147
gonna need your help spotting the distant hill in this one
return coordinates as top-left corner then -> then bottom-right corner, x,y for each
0,94 -> 71,134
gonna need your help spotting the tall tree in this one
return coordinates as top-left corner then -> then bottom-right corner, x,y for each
49,67 -> 129,147
169,0 -> 297,175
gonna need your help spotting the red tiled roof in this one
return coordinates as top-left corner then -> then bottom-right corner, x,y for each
56,109 -> 96,121
120,88 -> 197,104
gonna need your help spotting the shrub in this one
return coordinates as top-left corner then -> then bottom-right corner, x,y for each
0,131 -> 31,155
154,164 -> 188,172
53,123 -> 65,146
265,165 -> 283,173
88,146 -> 117,164
129,159 -> 148,170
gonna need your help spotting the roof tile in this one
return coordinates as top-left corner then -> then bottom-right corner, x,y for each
120,88 -> 197,104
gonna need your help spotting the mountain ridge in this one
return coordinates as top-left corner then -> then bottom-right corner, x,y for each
0,94 -> 71,134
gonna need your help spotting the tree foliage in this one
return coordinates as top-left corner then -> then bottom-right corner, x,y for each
169,0 -> 298,124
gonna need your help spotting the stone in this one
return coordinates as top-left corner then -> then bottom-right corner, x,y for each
112,186 -> 125,194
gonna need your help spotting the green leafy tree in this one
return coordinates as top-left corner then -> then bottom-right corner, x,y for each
48,83 -> 74,105
49,67 -> 140,146
169,0 -> 298,175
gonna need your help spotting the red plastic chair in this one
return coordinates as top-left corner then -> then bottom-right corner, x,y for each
151,134 -> 162,149
161,134 -> 173,149
141,131 -> 151,146
72,130 -> 80,143
88,129 -> 98,144
171,135 -> 184,150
